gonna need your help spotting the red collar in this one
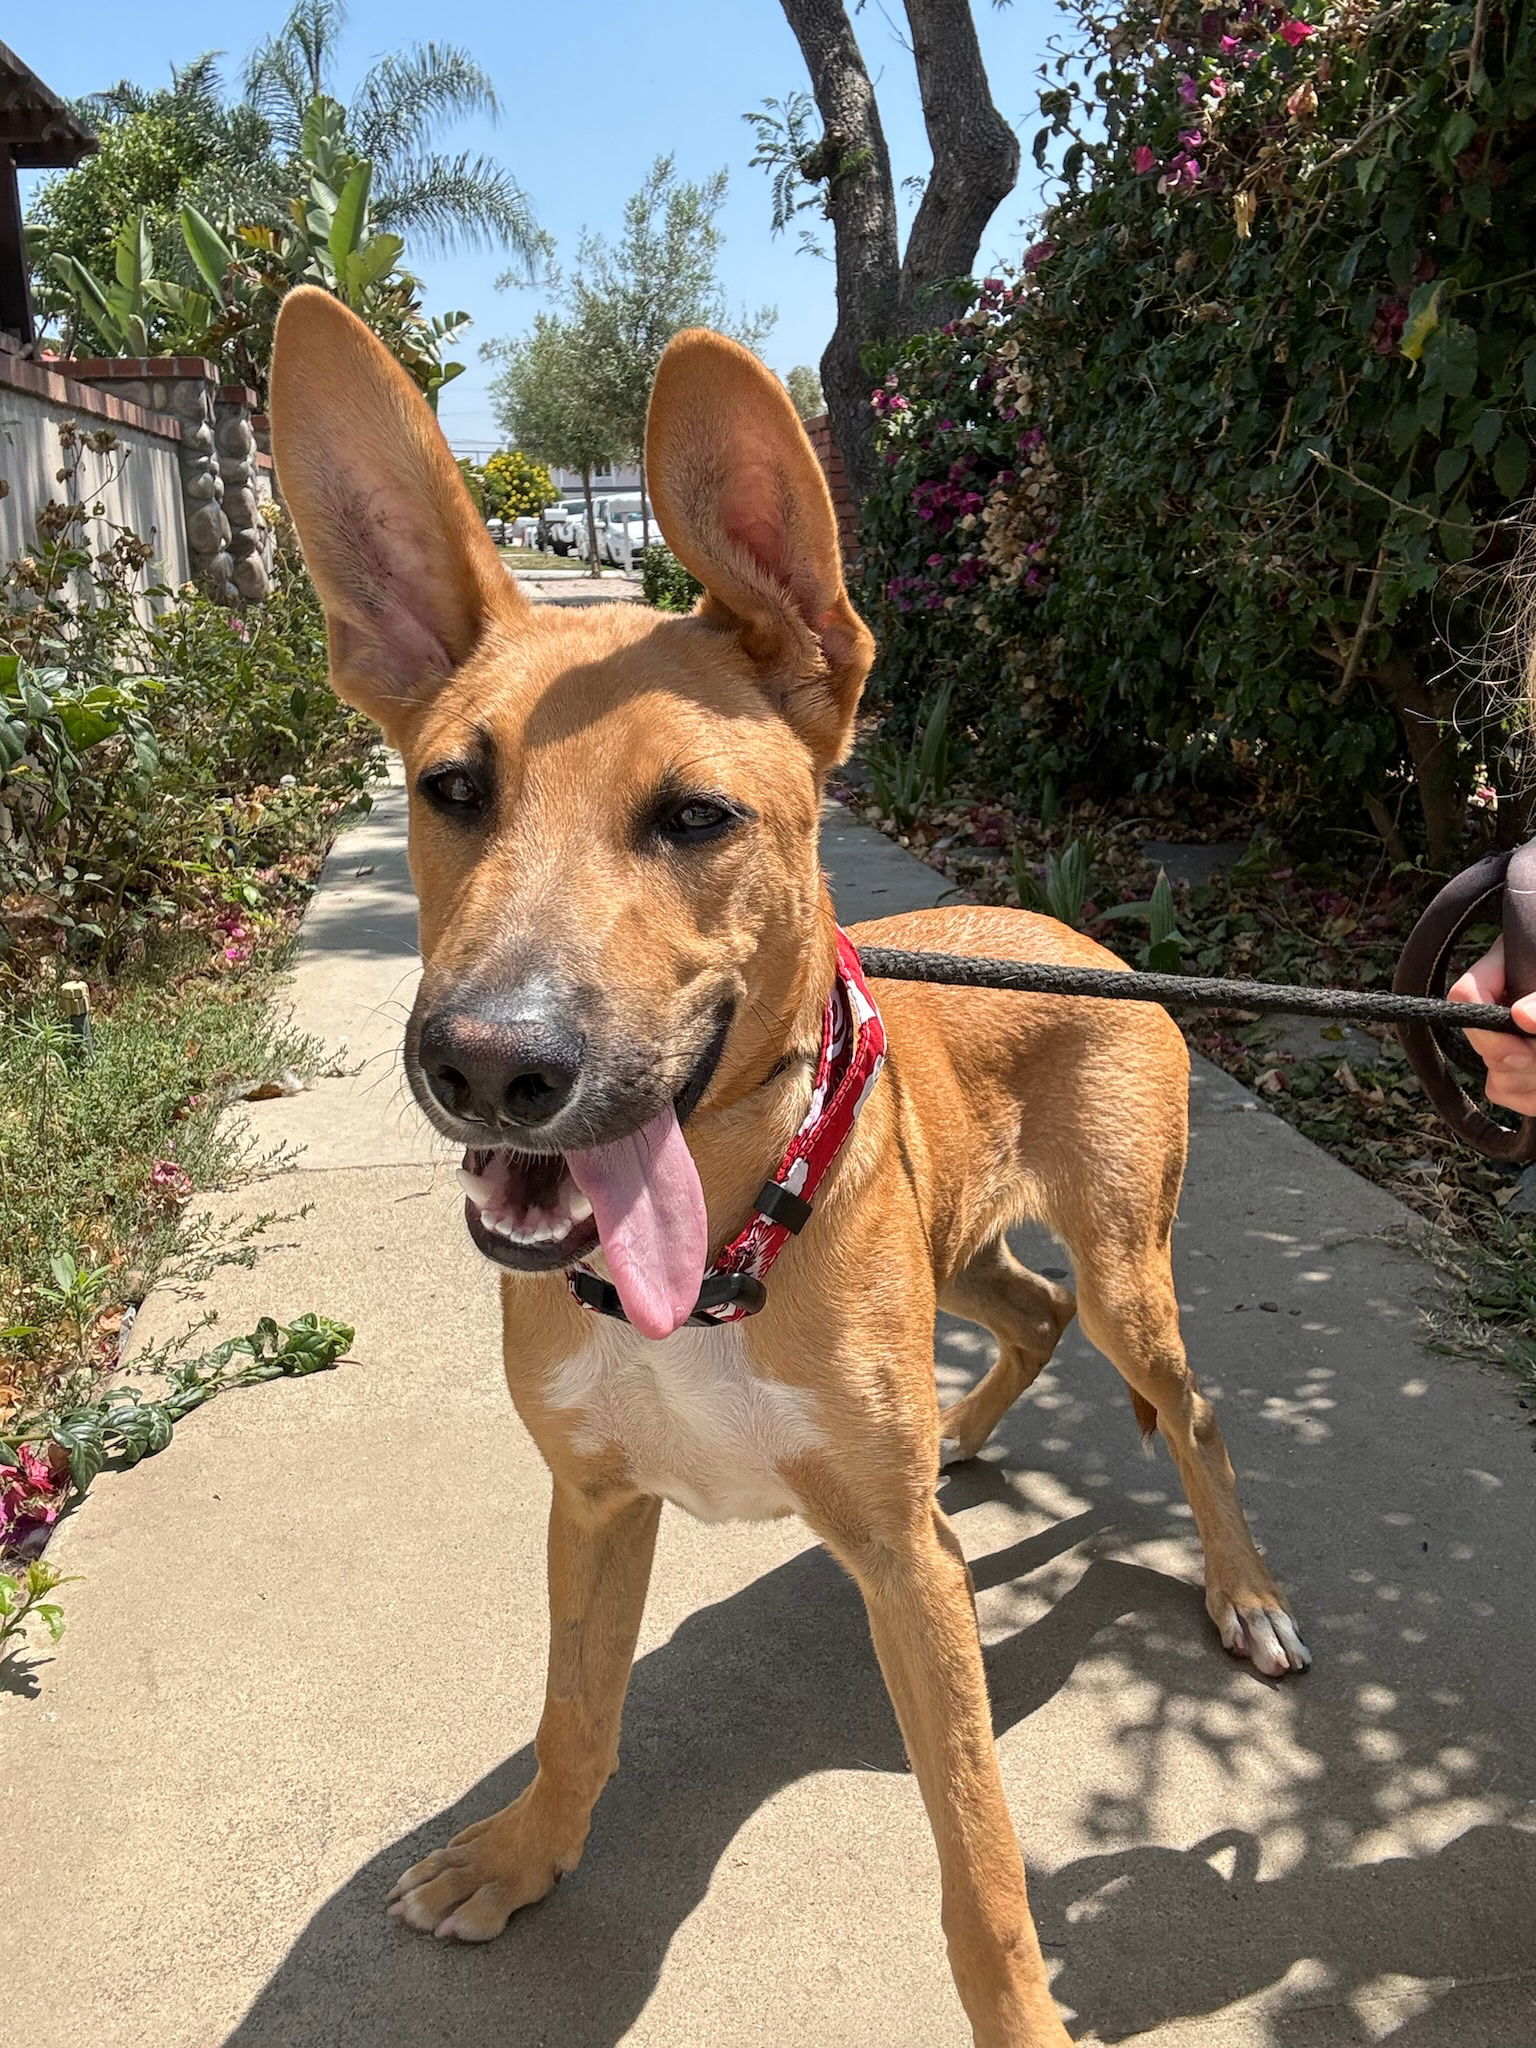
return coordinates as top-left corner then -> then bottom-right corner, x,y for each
570,929 -> 887,1328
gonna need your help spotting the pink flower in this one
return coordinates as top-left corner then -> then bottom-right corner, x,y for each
226,614 -> 249,641
1207,74 -> 1228,98
1023,238 -> 1056,271
0,1442 -> 69,1553
223,943 -> 251,965
1135,144 -> 1160,174
1178,73 -> 1200,104
1160,154 -> 1204,193
150,1159 -> 193,1201
1278,16 -> 1314,43
1179,128 -> 1205,148
1219,33 -> 1240,50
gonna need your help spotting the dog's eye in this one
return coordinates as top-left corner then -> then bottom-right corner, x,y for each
657,797 -> 738,842
421,766 -> 485,816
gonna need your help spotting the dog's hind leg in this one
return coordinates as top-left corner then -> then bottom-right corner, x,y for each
1068,1220 -> 1311,1680
937,1235 -> 1076,1465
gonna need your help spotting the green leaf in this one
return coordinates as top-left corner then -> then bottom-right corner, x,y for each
113,213 -> 149,298
1399,281 -> 1444,364
1440,108 -> 1477,160
1434,446 -> 1469,494
51,253 -> 120,348
1493,434 -> 1530,500
37,1605 -> 65,1643
179,204 -> 234,300
329,162 -> 373,286
343,232 -> 404,297
1471,407 -> 1504,458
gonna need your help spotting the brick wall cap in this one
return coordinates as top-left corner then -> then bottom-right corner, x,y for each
0,352 -> 183,441
62,355 -> 219,381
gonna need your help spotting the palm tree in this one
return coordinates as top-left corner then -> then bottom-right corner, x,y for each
243,0 -> 542,270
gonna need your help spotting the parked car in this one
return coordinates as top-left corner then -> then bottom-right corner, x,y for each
507,514 -> 541,548
537,501 -> 585,556
593,495 -> 657,571
484,516 -> 509,545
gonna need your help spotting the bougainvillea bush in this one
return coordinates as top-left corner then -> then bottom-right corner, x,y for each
860,0 -> 1536,860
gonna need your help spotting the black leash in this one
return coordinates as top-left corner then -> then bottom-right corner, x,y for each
854,949 -> 1518,1035
854,839 -> 1536,1167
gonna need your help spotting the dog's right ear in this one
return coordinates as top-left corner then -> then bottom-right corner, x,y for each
269,287 -> 525,735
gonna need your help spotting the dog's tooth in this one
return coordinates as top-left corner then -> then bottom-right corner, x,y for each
567,1190 -> 593,1224
456,1166 -> 495,1205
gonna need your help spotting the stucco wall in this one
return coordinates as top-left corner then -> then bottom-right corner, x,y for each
0,358 -> 190,588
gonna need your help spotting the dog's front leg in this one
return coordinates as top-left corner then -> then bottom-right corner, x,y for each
389,1479 -> 661,1940
813,1499 -> 1071,2048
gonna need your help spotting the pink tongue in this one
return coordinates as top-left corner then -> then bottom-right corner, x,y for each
566,1107 -> 708,1339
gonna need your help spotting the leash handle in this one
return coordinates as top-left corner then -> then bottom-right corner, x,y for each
1393,841 -> 1536,1162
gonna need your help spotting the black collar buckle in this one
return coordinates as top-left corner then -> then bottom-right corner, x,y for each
569,1266 -> 768,1328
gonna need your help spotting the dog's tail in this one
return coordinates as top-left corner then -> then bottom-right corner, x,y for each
1131,1391 -> 1159,1443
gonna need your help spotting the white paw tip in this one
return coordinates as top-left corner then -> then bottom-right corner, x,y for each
938,1436 -> 966,1469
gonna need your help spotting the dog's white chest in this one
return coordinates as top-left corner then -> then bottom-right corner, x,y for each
543,1318 -> 824,1523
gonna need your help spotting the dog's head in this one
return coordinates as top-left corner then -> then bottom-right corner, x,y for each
270,289 -> 873,1336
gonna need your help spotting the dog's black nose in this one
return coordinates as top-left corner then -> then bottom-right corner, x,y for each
418,1006 -> 583,1130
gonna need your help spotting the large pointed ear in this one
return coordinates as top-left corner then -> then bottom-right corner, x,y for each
269,287 -> 525,733
645,330 -> 874,772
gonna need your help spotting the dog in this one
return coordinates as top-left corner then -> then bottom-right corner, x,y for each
270,286 -> 1309,2048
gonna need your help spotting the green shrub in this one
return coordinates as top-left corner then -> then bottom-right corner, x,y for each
641,542 -> 703,612
0,480 -> 374,975
859,0 -> 1536,861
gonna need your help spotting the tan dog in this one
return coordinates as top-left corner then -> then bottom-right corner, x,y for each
270,287 -> 1309,2048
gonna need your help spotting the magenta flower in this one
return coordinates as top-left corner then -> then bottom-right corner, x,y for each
1208,74 -> 1228,97
150,1159 -> 193,1201
1135,145 -> 1160,174
1023,238 -> 1056,271
1278,16 -> 1314,42
0,1442 -> 69,1553
223,943 -> 252,965
1178,73 -> 1200,104
1220,32 -> 1240,50
1179,128 -> 1204,148
1161,153 -> 1204,193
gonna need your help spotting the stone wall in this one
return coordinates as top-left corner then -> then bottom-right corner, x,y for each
0,345 -> 191,586
60,358 -> 275,604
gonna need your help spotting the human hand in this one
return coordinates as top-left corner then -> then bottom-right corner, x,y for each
1448,936 -> 1536,1116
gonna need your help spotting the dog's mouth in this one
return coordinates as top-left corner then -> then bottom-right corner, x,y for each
453,1005 -> 734,1340
458,1149 -> 599,1270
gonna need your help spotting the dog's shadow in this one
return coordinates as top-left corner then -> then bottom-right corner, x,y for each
228,1473 -> 1172,2048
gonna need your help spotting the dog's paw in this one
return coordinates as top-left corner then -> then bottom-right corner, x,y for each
938,1434 -> 972,1470
1213,1599 -> 1311,1679
387,1809 -> 571,1942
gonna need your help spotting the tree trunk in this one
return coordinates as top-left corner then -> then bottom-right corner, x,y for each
1383,653 -> 1463,868
779,0 -> 901,500
778,0 -> 1020,500
898,0 -> 1021,323
582,467 -> 599,579
639,452 -> 650,553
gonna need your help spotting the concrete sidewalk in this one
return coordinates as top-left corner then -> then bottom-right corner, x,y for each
5,711 -> 1535,2046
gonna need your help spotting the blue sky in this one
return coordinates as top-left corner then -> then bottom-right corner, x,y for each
22,0 -> 1060,451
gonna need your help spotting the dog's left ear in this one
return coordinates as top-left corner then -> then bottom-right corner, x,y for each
646,330 -> 874,773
